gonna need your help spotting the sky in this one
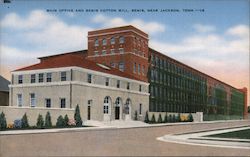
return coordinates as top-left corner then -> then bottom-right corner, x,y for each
0,0 -> 249,105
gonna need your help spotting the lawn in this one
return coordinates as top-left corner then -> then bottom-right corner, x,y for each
207,129 -> 250,139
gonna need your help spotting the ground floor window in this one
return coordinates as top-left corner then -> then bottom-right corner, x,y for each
45,98 -> 51,108
30,93 -> 36,107
60,98 -> 66,108
17,94 -> 22,107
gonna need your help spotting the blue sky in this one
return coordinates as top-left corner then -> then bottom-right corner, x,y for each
0,0 -> 249,104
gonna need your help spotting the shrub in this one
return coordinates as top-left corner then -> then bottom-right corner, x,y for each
168,114 -> 173,123
134,110 -> 138,120
7,123 -> 14,129
64,114 -> 69,126
0,112 -> 7,130
36,114 -> 44,129
164,113 -> 168,123
74,105 -> 82,127
180,115 -> 188,122
67,119 -> 76,126
56,115 -> 65,128
176,113 -> 181,122
150,114 -> 156,123
14,119 -> 22,129
45,112 -> 52,128
173,114 -> 176,123
21,113 -> 29,128
188,113 -> 194,122
157,114 -> 163,123
144,111 -> 149,123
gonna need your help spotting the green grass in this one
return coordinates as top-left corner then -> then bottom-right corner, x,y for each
207,129 -> 250,139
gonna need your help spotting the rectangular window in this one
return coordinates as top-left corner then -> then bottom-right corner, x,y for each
60,98 -> 66,108
133,63 -> 137,73
102,50 -> 106,55
18,75 -> 23,84
110,62 -> 115,68
127,82 -> 130,90
87,74 -> 92,83
138,64 -> 141,74
110,49 -> 115,54
38,73 -> 44,83
45,98 -> 51,108
117,80 -> 120,88
105,77 -> 109,86
61,71 -> 67,81
30,93 -> 36,107
103,106 -> 109,114
17,94 -> 22,107
119,48 -> 124,54
46,73 -> 52,82
139,85 -> 142,92
94,51 -> 99,56
142,65 -> 145,75
118,62 -> 124,72
139,104 -> 142,115
31,74 -> 36,83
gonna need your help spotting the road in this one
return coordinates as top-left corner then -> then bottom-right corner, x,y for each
0,120 -> 250,156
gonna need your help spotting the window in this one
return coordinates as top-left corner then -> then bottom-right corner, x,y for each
17,94 -> 22,107
110,49 -> 115,54
139,104 -> 142,115
61,71 -> 66,81
60,98 -> 66,108
102,50 -> 106,55
46,73 -> 52,82
105,77 -> 109,86
142,65 -> 145,75
87,74 -> 92,83
31,74 -> 36,83
103,97 -> 109,114
118,62 -> 124,72
110,37 -> 115,44
119,48 -> 124,54
133,63 -> 137,73
127,82 -> 130,90
102,38 -> 107,45
119,36 -> 124,43
30,93 -> 36,107
138,64 -> 141,74
117,80 -> 120,88
94,39 -> 99,46
139,85 -> 142,92
94,51 -> 99,56
18,75 -> 23,84
110,62 -> 115,68
45,98 -> 51,108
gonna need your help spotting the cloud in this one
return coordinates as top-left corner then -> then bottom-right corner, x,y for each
92,14 -> 165,35
226,24 -> 249,38
193,24 -> 216,33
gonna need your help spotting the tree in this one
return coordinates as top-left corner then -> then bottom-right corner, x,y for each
36,114 -> 44,129
74,105 -> 82,127
56,115 -> 65,128
134,110 -> 138,120
164,113 -> 168,123
144,111 -> 149,123
64,114 -> 69,126
0,112 -> 7,130
21,113 -> 29,128
176,113 -> 181,122
157,114 -> 163,123
188,113 -> 194,122
151,114 -> 156,123
168,114 -> 173,123
45,112 -> 52,128
173,114 -> 176,123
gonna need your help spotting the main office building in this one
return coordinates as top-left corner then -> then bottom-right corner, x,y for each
9,25 -> 248,122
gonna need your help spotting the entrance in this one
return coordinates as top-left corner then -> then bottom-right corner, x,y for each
115,106 -> 120,120
115,97 -> 122,120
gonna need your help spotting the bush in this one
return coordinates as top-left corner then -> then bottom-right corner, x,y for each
45,112 -> 52,128
56,115 -> 65,128
150,114 -> 156,123
21,113 -> 29,128
67,119 -> 76,126
74,105 -> 82,127
0,112 -> 7,130
173,114 -> 176,123
188,113 -> 194,122
164,113 -> 168,123
157,114 -> 163,123
64,114 -> 69,126
134,110 -> 138,120
168,114 -> 173,123
14,119 -> 22,128
36,114 -> 44,129
176,113 -> 181,122
7,123 -> 14,129
144,111 -> 149,123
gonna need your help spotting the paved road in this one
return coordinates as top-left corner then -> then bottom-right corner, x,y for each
0,120 -> 250,156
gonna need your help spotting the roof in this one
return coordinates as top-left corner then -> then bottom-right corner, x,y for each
38,49 -> 88,60
0,75 -> 10,92
14,53 -> 146,82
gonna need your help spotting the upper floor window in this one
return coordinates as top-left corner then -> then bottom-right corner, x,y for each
119,36 -> 125,44
110,49 -> 115,54
94,39 -> 99,46
30,93 -> 36,107
17,94 -> 22,107
127,82 -> 130,90
142,65 -> 145,75
133,63 -> 137,73
138,64 -> 141,74
45,98 -> 51,108
60,98 -> 66,108
119,48 -> 124,54
102,38 -> 107,45
110,62 -> 115,68
87,74 -> 92,83
110,37 -> 115,44
94,51 -> 99,56
139,104 -> 142,115
38,73 -> 44,83
139,85 -> 142,92
117,80 -> 120,88
46,73 -> 52,82
18,75 -> 23,84
61,71 -> 67,81
118,62 -> 124,72
105,77 -> 109,86
31,74 -> 36,83
102,50 -> 106,55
